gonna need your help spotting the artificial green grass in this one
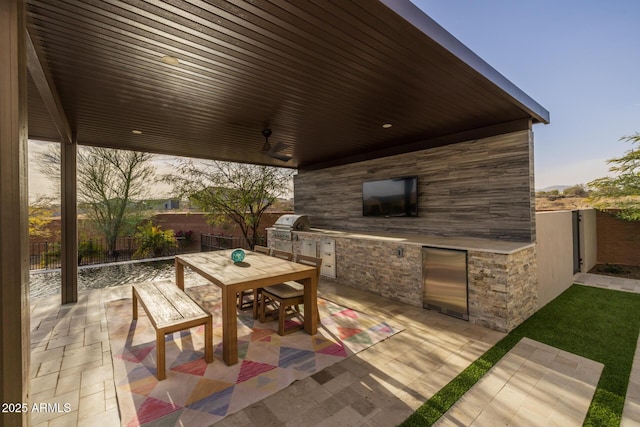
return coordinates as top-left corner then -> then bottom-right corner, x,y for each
401,285 -> 640,426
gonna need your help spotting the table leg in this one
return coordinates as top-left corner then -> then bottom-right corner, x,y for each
303,273 -> 318,335
222,287 -> 238,365
175,258 -> 184,290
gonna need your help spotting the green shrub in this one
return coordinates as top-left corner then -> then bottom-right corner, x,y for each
133,222 -> 176,259
40,242 -> 60,268
78,239 -> 102,264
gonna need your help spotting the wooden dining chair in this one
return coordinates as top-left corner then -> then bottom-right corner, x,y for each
249,248 -> 294,318
259,254 -> 322,336
237,245 -> 273,310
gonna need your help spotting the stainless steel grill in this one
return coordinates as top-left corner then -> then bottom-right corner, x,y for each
272,214 -> 310,240
271,215 -> 310,252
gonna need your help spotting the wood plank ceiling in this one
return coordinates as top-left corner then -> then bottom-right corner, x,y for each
25,0 -> 549,170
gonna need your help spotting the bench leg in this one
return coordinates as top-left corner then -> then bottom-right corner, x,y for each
132,288 -> 138,320
204,317 -> 213,363
156,330 -> 166,380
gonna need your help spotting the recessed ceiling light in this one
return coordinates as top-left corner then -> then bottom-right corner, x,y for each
132,130 -> 143,134
161,55 -> 180,66
382,123 -> 393,129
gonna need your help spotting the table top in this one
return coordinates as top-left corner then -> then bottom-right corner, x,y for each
176,249 -> 316,287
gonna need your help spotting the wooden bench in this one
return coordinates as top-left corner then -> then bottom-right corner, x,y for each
132,281 -> 213,380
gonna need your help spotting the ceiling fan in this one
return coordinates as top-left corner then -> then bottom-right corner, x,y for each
261,129 -> 292,162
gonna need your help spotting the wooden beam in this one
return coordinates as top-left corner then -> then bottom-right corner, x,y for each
61,136 -> 78,304
25,28 -> 72,145
0,0 -> 30,425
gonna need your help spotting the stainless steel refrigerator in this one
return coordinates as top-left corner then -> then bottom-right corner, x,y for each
422,247 -> 468,320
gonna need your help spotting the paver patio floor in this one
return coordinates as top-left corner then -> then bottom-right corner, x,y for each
27,272 -> 640,426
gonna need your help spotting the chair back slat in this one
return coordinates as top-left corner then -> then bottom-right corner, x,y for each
254,245 -> 270,255
272,249 -> 293,261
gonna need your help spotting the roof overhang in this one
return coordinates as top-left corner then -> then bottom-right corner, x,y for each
26,0 -> 549,170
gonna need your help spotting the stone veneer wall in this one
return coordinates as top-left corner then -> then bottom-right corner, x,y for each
467,246 -> 537,332
294,129 -> 535,242
274,230 -> 538,333
285,231 -> 422,307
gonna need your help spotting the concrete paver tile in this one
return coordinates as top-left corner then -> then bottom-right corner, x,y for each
80,365 -> 113,388
367,401 -> 414,427
78,390 -> 106,420
510,405 -> 549,427
55,372 -> 82,396
469,405 -> 512,426
47,411 -> 79,427
58,359 -> 103,377
264,379 -> 332,423
550,353 -> 578,376
547,408 -> 584,427
37,357 -> 62,377
529,347 -> 557,366
79,380 -> 104,398
627,378 -> 640,400
31,371 -> 59,394
621,400 -> 640,427
283,396 -> 344,427
574,359 -> 606,384
46,333 -> 84,350
31,347 -> 64,364
76,408 -> 120,427
31,388 -> 56,403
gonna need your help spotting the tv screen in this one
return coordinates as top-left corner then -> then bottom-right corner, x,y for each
362,177 -> 418,217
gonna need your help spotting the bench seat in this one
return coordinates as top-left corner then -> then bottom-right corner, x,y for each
132,281 -> 213,380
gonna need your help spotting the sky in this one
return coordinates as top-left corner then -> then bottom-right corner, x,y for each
412,0 -> 640,189
28,1 -> 640,198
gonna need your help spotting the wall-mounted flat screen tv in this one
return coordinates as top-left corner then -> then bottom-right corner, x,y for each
362,176 -> 418,217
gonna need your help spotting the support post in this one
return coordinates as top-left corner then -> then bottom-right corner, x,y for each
0,0 -> 30,425
61,137 -> 78,304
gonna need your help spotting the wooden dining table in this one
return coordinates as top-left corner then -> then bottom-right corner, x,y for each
175,249 -> 319,365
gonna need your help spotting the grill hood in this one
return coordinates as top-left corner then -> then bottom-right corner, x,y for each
273,214 -> 310,231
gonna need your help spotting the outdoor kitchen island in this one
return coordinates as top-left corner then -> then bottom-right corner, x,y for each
267,227 -> 537,333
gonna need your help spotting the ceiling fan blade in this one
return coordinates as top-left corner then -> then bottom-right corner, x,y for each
268,141 -> 289,154
267,152 -> 292,162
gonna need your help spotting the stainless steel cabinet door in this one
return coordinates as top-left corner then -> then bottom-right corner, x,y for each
423,247 -> 468,320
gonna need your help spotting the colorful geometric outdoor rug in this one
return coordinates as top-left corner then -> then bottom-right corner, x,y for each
106,285 -> 402,426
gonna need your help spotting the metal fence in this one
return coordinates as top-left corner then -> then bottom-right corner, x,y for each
200,234 -> 266,252
29,236 -> 180,270
30,234 -> 267,270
